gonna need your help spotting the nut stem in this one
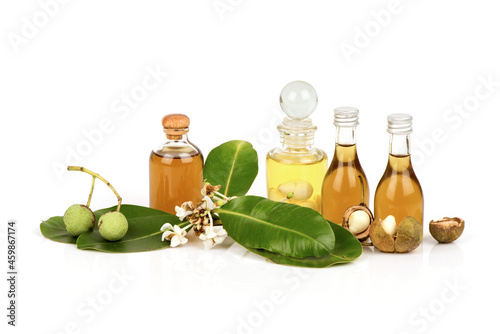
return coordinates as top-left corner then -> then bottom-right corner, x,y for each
86,176 -> 96,207
68,166 -> 123,212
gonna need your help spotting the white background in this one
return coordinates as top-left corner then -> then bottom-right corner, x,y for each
1,1 -> 499,333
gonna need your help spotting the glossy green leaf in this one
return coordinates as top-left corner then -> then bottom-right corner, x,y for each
40,216 -> 78,244
246,221 -> 362,268
92,204 -> 169,221
203,140 -> 258,197
40,204 -> 180,252
77,205 -> 180,252
217,196 -> 336,258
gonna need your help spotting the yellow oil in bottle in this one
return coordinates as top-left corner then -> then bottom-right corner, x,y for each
266,80 -> 328,212
266,153 -> 328,212
374,154 -> 423,225
149,148 -> 204,214
321,144 -> 369,225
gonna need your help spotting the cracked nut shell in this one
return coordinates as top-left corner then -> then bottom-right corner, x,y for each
369,216 -> 423,253
368,217 -> 395,252
342,204 -> 373,242
395,216 -> 423,253
429,217 -> 464,243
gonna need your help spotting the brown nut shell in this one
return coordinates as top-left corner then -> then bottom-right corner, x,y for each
395,216 -> 423,253
369,216 -> 422,253
368,217 -> 395,252
429,217 -> 464,243
342,204 -> 373,242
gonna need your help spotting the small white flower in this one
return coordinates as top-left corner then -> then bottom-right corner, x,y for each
175,201 -> 194,221
201,183 -> 221,197
199,226 -> 227,248
200,196 -> 215,211
161,223 -> 188,247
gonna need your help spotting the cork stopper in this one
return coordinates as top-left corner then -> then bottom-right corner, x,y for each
162,114 -> 190,139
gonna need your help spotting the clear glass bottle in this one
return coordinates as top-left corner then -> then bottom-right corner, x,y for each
374,113 -> 424,227
321,107 -> 369,225
266,81 -> 328,212
149,114 -> 204,214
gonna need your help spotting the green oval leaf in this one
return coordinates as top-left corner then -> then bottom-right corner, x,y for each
203,140 -> 258,197
246,221 -> 362,268
40,204 -> 180,252
217,196 -> 335,258
92,204 -> 170,221
40,216 -> 78,244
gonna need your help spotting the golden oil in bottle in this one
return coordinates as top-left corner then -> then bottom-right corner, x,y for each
321,107 -> 369,225
266,152 -> 328,211
266,81 -> 327,212
149,114 -> 204,214
374,114 -> 423,226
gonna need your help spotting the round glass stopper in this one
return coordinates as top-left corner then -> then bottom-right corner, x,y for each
279,81 -> 318,120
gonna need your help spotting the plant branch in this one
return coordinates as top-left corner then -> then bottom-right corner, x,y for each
86,176 -> 96,207
67,166 -> 122,212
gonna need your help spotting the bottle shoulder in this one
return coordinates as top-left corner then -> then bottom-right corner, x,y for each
375,155 -> 423,192
152,140 -> 203,160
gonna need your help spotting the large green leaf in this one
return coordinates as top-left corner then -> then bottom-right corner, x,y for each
203,140 -> 258,197
217,196 -> 336,258
246,221 -> 362,268
77,205 -> 180,252
92,204 -> 169,221
40,216 -> 78,244
40,204 -> 180,252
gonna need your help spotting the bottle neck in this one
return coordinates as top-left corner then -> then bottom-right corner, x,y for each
389,133 -> 410,156
164,126 -> 189,141
166,133 -> 189,142
278,117 -> 316,151
333,126 -> 357,162
336,126 -> 357,146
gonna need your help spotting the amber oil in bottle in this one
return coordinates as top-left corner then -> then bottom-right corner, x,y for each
321,107 -> 369,225
374,113 -> 423,226
149,114 -> 204,214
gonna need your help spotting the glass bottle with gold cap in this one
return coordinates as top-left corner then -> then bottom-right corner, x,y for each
266,81 -> 328,212
374,113 -> 424,226
149,114 -> 204,214
321,107 -> 369,225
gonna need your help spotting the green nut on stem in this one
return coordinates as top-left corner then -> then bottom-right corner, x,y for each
63,204 -> 95,237
64,166 -> 128,240
98,211 -> 128,241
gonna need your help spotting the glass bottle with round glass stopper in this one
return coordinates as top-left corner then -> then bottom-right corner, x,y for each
266,81 -> 328,212
321,107 -> 369,225
149,114 -> 204,214
374,113 -> 424,227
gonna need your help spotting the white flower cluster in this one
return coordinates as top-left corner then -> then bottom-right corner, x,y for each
160,183 -> 233,249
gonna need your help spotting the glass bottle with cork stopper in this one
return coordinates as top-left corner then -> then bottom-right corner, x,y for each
321,107 -> 369,225
374,113 -> 424,227
266,81 -> 328,212
149,114 -> 204,214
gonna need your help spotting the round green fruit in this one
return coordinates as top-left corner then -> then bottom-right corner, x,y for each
98,211 -> 128,241
63,204 -> 95,237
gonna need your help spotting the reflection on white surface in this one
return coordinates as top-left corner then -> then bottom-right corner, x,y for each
63,246 -> 132,314
368,244 -> 424,301
17,217 -> 493,334
429,242 -> 464,270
